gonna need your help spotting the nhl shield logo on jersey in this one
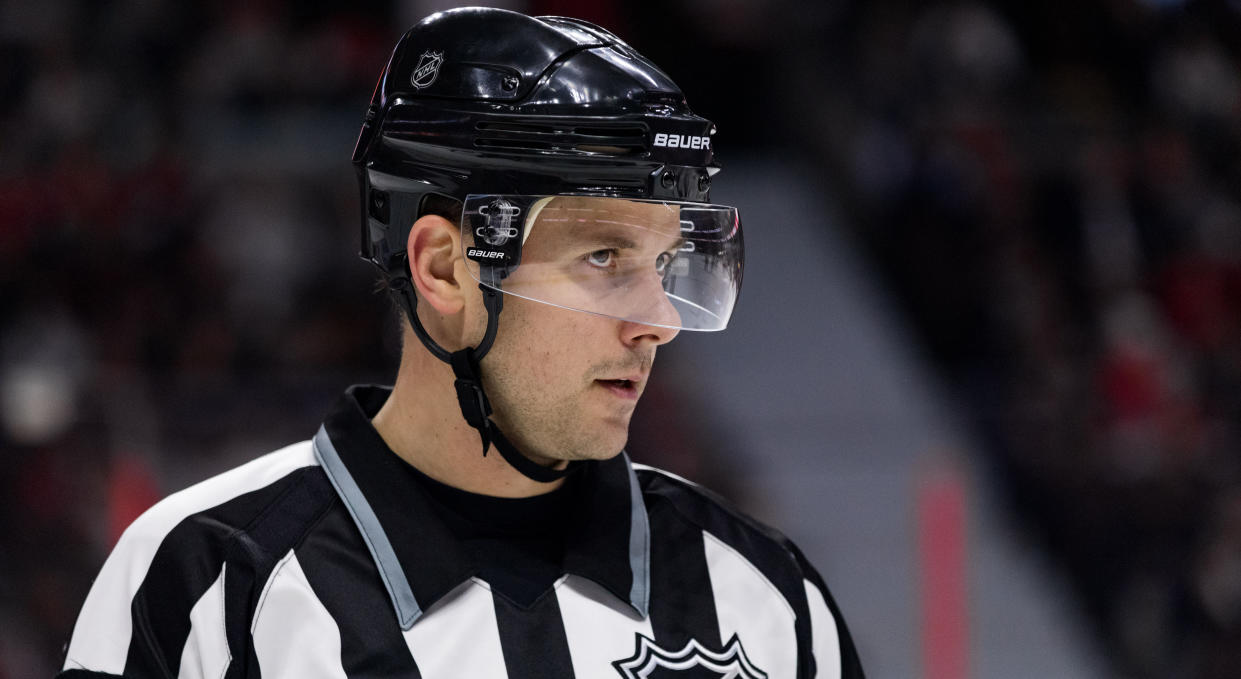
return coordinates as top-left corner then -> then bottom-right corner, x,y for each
613,633 -> 767,679
411,50 -> 444,89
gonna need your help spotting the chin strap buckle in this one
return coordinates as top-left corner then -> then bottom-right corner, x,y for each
450,350 -> 493,454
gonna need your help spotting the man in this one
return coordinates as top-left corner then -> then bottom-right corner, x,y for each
60,8 -> 864,678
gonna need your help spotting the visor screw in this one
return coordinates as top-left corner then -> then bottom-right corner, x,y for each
501,75 -> 519,91
698,174 -> 710,192
660,170 -> 676,189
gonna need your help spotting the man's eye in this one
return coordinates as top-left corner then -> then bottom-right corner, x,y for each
587,249 -> 615,268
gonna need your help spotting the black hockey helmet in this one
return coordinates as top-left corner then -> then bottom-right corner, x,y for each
353,7 -> 729,277
351,8 -> 744,481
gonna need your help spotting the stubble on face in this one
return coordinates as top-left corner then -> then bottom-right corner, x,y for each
480,299 -> 655,465
467,197 -> 681,466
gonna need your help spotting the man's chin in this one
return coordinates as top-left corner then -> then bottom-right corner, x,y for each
530,434 -> 628,464
572,446 -> 626,462
500,413 -> 630,465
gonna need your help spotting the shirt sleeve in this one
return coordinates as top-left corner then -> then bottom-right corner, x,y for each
58,445 -> 320,678
791,543 -> 866,679
58,514 -> 234,678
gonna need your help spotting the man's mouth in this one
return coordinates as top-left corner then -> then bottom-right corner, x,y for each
596,378 -> 639,399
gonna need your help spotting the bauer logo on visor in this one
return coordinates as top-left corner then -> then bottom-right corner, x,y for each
460,194 -> 743,331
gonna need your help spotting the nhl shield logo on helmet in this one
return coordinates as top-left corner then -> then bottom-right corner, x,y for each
411,50 -> 444,89
612,634 -> 767,678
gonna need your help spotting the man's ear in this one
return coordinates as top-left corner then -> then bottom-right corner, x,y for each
407,214 -> 464,315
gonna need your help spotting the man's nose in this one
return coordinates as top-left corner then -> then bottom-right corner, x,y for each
620,278 -> 681,346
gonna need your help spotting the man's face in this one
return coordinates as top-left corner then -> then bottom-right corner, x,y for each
476,197 -> 683,463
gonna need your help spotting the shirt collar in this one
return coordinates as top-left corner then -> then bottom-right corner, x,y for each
312,385 -> 650,631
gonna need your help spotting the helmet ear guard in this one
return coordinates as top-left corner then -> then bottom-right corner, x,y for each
353,7 -> 742,482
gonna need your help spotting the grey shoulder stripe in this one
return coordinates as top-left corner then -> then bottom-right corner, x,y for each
622,451 -> 651,617
312,426 -> 422,630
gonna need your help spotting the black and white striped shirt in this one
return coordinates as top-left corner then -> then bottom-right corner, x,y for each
60,386 -> 864,678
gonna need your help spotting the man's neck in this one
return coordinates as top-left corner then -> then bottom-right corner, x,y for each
371,335 -> 567,499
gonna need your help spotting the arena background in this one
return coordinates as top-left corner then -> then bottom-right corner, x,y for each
3,1 -> 1241,677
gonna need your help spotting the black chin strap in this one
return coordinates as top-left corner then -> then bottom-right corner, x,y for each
391,271 -> 577,484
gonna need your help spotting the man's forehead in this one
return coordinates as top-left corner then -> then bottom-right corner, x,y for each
532,196 -> 682,239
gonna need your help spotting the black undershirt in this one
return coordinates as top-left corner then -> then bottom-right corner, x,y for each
398,462 -> 574,608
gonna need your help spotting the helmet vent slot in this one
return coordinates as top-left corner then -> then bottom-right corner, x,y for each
475,121 -> 558,135
572,126 -> 645,139
473,121 -> 647,156
475,138 -> 557,151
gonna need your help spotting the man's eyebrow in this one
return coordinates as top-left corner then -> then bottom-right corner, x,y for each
574,233 -> 639,250
576,233 -> 687,253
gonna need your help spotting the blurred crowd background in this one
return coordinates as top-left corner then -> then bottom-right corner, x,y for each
2,1 -> 1240,677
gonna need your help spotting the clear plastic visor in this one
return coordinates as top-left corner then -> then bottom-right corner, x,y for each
461,194 -> 743,331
